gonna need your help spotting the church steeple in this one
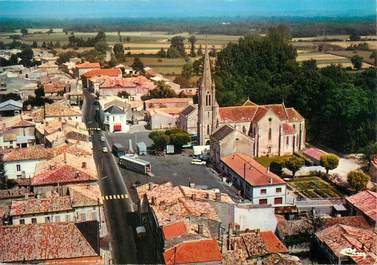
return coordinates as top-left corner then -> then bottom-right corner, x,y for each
197,44 -> 218,145
201,45 -> 212,91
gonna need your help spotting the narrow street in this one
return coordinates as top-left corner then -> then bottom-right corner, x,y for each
82,89 -> 138,264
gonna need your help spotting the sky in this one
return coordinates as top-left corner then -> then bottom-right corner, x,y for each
0,0 -> 375,19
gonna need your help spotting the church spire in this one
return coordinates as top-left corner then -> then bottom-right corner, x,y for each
201,44 -> 212,90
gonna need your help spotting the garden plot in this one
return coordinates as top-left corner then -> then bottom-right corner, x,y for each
288,176 -> 343,199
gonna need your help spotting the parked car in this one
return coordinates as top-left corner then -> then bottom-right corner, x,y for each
102,147 -> 108,153
191,159 -> 206,165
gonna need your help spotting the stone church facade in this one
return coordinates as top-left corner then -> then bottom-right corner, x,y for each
177,46 -> 306,157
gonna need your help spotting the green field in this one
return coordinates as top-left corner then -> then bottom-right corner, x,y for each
288,176 -> 343,199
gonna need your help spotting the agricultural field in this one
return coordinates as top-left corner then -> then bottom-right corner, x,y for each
288,176 -> 343,199
296,51 -> 373,69
327,50 -> 375,65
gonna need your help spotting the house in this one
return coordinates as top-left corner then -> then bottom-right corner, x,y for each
210,124 -> 254,168
0,116 -> 36,149
222,229 -> 289,264
220,153 -> 287,205
75,62 -> 100,78
81,68 -> 122,88
10,185 -> 102,225
148,107 -> 184,130
176,104 -> 198,136
31,164 -> 97,193
163,239 -> 222,265
0,222 -> 102,264
32,101 -> 82,123
37,62 -> 59,73
345,190 -> 376,226
145,98 -> 193,110
303,147 -> 328,165
0,99 -> 22,116
99,97 -> 131,133
2,145 -> 50,179
95,76 -> 155,98
43,79 -> 67,98
315,224 -> 377,265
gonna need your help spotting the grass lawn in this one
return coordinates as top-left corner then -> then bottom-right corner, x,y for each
288,176 -> 343,199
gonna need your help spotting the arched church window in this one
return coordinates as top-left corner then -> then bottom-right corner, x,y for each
268,128 -> 272,140
207,125 -> 210,135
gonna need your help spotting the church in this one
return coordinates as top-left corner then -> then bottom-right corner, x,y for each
177,46 -> 306,158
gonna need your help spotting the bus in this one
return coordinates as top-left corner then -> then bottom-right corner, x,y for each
119,155 -> 152,175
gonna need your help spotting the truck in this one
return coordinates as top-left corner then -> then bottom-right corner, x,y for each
136,142 -> 147,156
119,155 -> 152,175
112,143 -> 127,157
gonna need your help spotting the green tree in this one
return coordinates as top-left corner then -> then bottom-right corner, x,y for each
320,154 -> 340,175
18,46 -> 34,67
125,36 -> 131,42
347,170 -> 369,191
157,48 -> 167,58
143,82 -> 177,100
369,51 -> 377,66
149,131 -> 170,151
118,91 -> 130,98
113,43 -> 125,61
54,41 -> 61,48
284,156 -> 305,177
32,41 -> 38,48
197,44 -> 203,56
41,41 -> 46,48
349,32 -> 361,41
170,36 -> 186,57
351,55 -> 363,70
167,129 -> 191,150
166,47 -> 181,58
20,28 -> 28,36
8,54 -> 18,65
95,41 -> 108,54
362,143 -> 377,169
131,57 -> 144,73
269,158 -> 286,176
188,35 -> 197,57
181,61 -> 193,80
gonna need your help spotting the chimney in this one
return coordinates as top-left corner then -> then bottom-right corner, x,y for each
235,224 -> 240,235
198,223 -> 204,235
82,161 -> 87,169
191,193 -> 197,201
215,192 -> 221,201
148,183 -> 152,191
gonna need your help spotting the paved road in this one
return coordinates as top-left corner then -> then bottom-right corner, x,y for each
83,89 -> 137,264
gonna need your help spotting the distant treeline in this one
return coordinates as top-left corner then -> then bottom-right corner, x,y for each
0,16 -> 375,37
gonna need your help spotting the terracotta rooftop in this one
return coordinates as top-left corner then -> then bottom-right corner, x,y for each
148,107 -> 184,117
0,187 -> 32,200
44,101 -> 82,117
320,216 -> 372,230
0,222 -> 99,263
303,147 -> 328,161
145,97 -> 193,105
31,164 -> 96,186
211,124 -> 235,141
99,76 -> 155,91
162,221 -> 187,241
276,215 -> 313,237
68,184 -> 102,208
218,103 -> 304,124
81,68 -> 121,78
136,182 -> 232,226
2,145 -> 50,162
163,239 -> 222,265
221,153 -> 286,187
282,123 -> 295,135
10,196 -> 72,216
316,224 -> 377,264
223,230 -> 288,264
43,81 -> 66,94
346,190 -> 377,223
76,62 -> 100,69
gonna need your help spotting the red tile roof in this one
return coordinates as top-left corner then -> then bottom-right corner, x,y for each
286,108 -> 304,122
76,62 -> 100,69
2,146 -> 50,162
303,147 -> 328,161
99,76 -> 155,90
320,216 -> 371,230
219,106 -> 258,123
44,81 -> 66,93
221,153 -> 286,187
282,123 -> 295,135
81,68 -> 121,78
10,196 -> 72,216
260,231 -> 289,253
316,224 -> 377,264
163,239 -> 222,265
346,190 -> 377,223
0,223 -> 99,263
145,97 -> 193,104
31,165 -> 96,186
163,222 -> 187,241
